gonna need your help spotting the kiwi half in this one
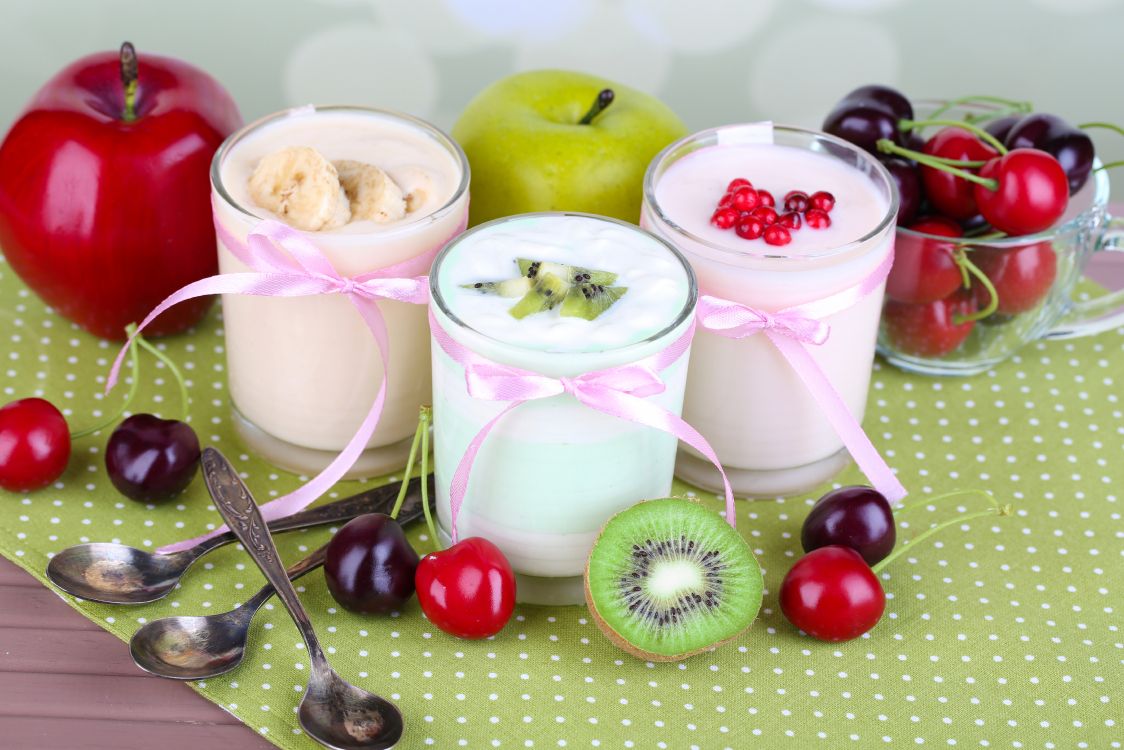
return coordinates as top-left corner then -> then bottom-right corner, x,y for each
584,498 -> 763,662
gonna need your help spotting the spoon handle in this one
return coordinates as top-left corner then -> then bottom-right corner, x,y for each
190,474 -> 434,556
202,448 -> 327,662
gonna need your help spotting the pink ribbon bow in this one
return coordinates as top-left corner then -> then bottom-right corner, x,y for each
107,215 -> 462,553
695,249 -> 907,504
431,310 -> 736,544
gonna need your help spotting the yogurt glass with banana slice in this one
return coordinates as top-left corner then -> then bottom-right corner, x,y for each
429,213 -> 698,604
211,105 -> 469,477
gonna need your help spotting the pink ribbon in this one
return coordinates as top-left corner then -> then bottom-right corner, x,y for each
107,214 -> 463,553
430,310 -> 736,544
695,249 -> 907,504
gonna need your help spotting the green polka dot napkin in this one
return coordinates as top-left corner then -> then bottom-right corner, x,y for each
0,251 -> 1120,750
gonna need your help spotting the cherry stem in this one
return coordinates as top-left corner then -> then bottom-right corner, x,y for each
963,105 -> 1028,126
120,42 -> 138,123
388,408 -> 426,521
892,488 -> 997,517
923,154 -> 988,169
1078,122 -> 1124,139
872,493 -> 1010,575
899,118 -> 1008,154
578,88 -> 614,125
133,336 -> 190,422
927,95 -> 1032,122
69,324 -> 141,440
419,406 -> 437,549
1094,160 -> 1124,172
952,251 -> 999,324
877,139 -> 999,191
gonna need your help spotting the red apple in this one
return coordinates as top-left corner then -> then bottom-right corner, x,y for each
0,43 -> 242,339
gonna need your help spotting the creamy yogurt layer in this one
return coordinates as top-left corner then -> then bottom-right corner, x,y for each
436,214 -> 691,353
654,142 -> 889,256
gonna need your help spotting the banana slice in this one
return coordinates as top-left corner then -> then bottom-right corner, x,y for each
248,146 -> 351,231
393,164 -> 436,214
335,160 -> 407,224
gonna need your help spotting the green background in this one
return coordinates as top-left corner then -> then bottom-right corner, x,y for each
1,252 -> 1121,748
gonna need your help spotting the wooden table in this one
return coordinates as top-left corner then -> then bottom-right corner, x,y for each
3,250 -> 1122,750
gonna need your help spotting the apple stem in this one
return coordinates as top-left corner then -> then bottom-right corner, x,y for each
69,324 -> 142,440
133,335 -> 191,422
120,41 -> 139,122
388,408 -> 426,521
578,88 -> 615,125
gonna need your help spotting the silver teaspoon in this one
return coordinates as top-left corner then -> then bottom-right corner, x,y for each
46,475 -> 427,604
130,477 -> 432,680
203,448 -> 403,750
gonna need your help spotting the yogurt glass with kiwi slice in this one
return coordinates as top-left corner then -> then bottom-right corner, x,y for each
212,105 -> 468,478
429,212 -> 698,605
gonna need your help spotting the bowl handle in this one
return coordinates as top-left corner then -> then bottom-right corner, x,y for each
1045,215 -> 1124,339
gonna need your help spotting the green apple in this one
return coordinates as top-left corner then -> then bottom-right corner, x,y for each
453,69 -> 687,226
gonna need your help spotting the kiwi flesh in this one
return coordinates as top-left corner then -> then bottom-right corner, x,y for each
508,271 -> 570,319
559,283 -> 628,321
584,498 -> 763,662
517,258 -> 618,286
460,277 -> 533,298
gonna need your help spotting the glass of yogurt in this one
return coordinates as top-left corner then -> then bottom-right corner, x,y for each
429,213 -> 697,605
211,105 -> 469,478
642,123 -> 897,498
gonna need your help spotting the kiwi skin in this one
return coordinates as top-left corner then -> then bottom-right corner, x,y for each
583,498 -> 763,662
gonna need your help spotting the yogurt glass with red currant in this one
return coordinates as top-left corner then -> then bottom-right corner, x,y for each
642,123 -> 897,497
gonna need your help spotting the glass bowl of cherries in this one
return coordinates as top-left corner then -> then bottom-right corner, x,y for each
824,86 -> 1124,376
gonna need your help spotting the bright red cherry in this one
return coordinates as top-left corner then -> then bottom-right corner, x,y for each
731,186 -> 760,212
972,241 -> 1058,315
763,224 -> 792,246
735,217 -> 766,240
973,149 -> 1068,236
887,216 -> 964,304
809,191 -> 836,212
778,211 -> 802,230
711,207 -> 739,229
0,398 -> 70,491
756,189 -> 775,208
804,208 -> 832,229
920,127 -> 999,220
883,289 -> 977,357
780,546 -> 886,642
750,206 -> 778,225
416,537 -> 516,639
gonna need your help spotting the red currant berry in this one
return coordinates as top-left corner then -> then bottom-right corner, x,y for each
735,217 -> 766,240
731,187 -> 760,212
750,206 -> 778,225
717,193 -> 735,209
778,211 -> 802,230
783,191 -> 810,213
711,207 -> 739,229
764,225 -> 792,246
756,189 -> 775,208
804,208 -> 832,229
726,178 -> 752,193
809,190 -> 836,212
0,398 -> 71,491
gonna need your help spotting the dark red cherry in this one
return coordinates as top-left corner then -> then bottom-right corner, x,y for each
823,101 -> 902,155
801,486 -> 896,565
880,157 -> 923,226
105,413 -> 200,502
984,115 -> 1022,145
325,513 -> 419,614
1005,113 -> 1095,194
841,84 -> 913,121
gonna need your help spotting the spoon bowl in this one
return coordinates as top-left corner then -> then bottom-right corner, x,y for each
131,608 -> 254,679
300,668 -> 403,749
46,543 -> 195,604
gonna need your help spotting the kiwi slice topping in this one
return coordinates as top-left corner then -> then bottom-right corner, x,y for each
461,257 -> 627,320
459,277 -> 532,298
585,498 -> 763,662
508,271 -> 570,319
559,283 -> 628,321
